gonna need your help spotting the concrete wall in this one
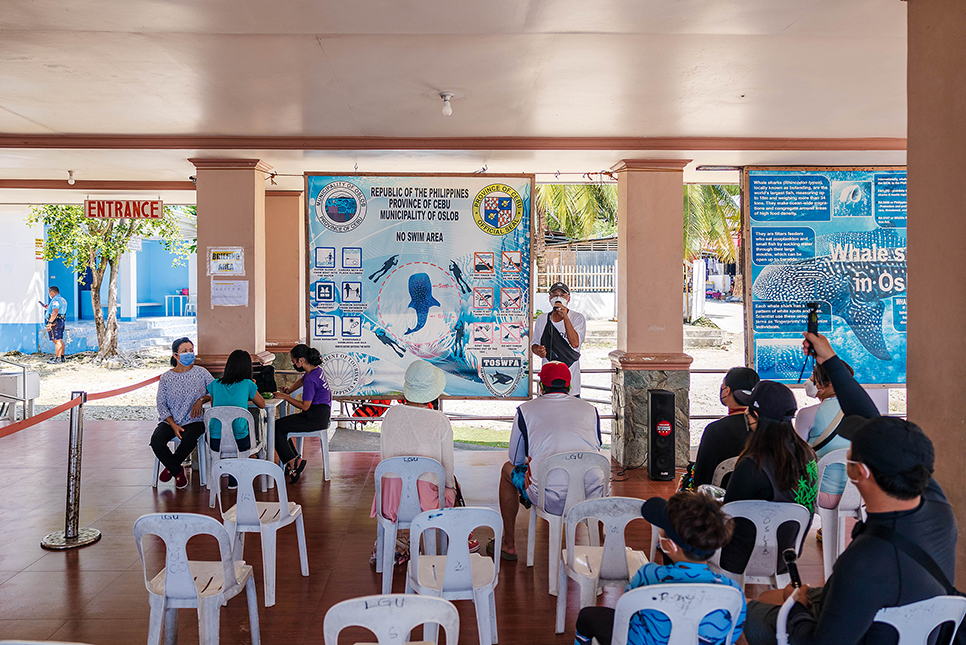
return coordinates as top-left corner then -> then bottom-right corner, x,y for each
135,240 -> 190,314
0,206 -> 46,352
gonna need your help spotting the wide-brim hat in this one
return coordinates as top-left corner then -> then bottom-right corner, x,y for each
404,360 -> 447,403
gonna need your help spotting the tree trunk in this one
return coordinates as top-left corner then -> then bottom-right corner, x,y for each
89,254 -> 109,353
98,258 -> 120,359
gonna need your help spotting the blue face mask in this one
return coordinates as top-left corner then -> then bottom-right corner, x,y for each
178,352 -> 195,367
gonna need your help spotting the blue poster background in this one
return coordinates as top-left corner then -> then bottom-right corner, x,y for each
748,169 -> 907,385
306,174 -> 533,398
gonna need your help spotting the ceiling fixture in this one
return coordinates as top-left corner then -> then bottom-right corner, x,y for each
695,165 -> 741,172
440,92 -> 453,117
67,170 -> 75,185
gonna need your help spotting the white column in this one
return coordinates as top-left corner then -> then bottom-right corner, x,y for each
119,250 -> 138,321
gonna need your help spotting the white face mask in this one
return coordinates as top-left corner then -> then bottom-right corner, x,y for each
550,296 -> 567,307
804,378 -> 819,399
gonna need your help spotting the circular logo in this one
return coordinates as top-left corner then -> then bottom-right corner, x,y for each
472,184 -> 524,236
315,181 -> 367,233
319,352 -> 362,396
656,421 -> 672,437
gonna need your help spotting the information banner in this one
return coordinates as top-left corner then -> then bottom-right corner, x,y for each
744,167 -> 906,385
305,173 -> 533,398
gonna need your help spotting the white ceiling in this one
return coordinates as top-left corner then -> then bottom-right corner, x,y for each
0,0 -> 908,201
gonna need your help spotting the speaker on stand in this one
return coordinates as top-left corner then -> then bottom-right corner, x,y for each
647,389 -> 676,481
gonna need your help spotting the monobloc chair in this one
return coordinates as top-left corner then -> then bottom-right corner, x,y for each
204,407 -> 267,508
526,450 -> 610,596
283,387 -> 331,481
323,594 -> 460,645
213,458 -> 309,608
611,583 -> 746,645
777,594 -> 966,645
133,512 -> 260,645
406,507 -> 503,645
815,448 -> 863,581
555,497 -> 649,634
374,456 -> 447,594
710,500 -> 812,589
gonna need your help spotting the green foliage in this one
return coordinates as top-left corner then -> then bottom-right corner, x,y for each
683,184 -> 741,263
536,183 -> 618,240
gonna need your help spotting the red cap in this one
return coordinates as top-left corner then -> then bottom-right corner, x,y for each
539,361 -> 572,388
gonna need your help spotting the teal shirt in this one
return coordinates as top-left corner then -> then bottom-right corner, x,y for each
206,379 -> 258,440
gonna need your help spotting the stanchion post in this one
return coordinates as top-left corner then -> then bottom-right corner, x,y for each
41,391 -> 102,550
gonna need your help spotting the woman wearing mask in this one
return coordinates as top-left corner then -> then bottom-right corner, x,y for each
150,337 -> 214,489
272,344 -> 332,483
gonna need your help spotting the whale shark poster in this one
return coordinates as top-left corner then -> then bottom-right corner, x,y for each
744,167 -> 906,385
305,173 -> 534,399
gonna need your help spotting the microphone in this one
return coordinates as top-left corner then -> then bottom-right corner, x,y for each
783,548 -> 802,588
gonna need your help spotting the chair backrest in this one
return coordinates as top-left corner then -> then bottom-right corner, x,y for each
536,450 -> 611,515
374,456 -> 446,523
322,594 -> 460,645
213,458 -> 292,526
816,448 -> 862,512
409,507 -> 502,593
204,406 -> 255,457
133,513 -> 237,600
565,497 -> 645,582
874,595 -> 966,645
718,500 -> 812,579
712,457 -> 739,487
612,583 -> 746,645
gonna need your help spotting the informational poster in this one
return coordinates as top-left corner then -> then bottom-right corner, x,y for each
210,279 -> 249,307
207,247 -> 245,276
305,173 -> 534,398
744,167 -> 906,385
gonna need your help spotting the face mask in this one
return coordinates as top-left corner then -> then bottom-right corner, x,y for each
293,360 -> 304,373
804,378 -> 819,399
178,352 -> 195,367
550,296 -> 567,307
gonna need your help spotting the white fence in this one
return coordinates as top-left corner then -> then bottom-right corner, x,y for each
536,263 -> 616,292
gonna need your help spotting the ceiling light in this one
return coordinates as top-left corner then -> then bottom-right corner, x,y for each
695,165 -> 741,172
67,170 -> 75,185
440,92 -> 453,117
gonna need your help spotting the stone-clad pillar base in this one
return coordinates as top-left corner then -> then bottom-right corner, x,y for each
610,351 -> 692,470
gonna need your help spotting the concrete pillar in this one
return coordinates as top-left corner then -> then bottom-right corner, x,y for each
907,0 -> 966,584
609,159 -> 692,469
118,249 -> 137,321
189,158 -> 274,371
265,190 -> 306,350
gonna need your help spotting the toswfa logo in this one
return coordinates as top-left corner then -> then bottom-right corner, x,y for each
315,181 -> 367,233
479,356 -> 524,397
472,184 -> 524,236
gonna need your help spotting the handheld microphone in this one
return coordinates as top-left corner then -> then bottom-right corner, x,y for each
783,548 -> 802,588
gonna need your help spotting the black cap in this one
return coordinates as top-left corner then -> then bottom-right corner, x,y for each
723,367 -> 759,393
641,497 -> 714,559
548,282 -> 570,295
732,380 -> 797,422
838,416 -> 935,475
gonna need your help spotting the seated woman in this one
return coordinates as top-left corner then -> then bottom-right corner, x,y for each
806,361 -> 854,512
150,337 -> 213,489
271,344 -> 332,484
721,381 -> 817,576
574,492 -> 745,645
370,360 -> 457,521
198,349 -> 266,456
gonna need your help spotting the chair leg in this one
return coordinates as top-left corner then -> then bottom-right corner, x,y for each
147,595 -> 165,645
153,457 -> 161,488
555,562 -> 568,634
548,517 -> 562,596
578,577 -> 597,611
489,588 -> 499,643
295,515 -> 309,576
321,429 -> 331,482
474,587 -> 493,645
526,507 -> 537,567
821,512 -> 835,582
375,523 -> 385,574
649,527 -> 660,561
246,577 -> 261,645
198,597 -> 221,645
382,523 -> 398,594
261,528 -> 278,607
836,512 -> 849,564
163,605 -> 178,645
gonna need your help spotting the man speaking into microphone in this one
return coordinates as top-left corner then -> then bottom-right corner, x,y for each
532,282 -> 587,395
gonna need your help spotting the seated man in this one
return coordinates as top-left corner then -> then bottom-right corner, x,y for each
741,332 -> 957,645
492,361 -> 602,561
693,366 -> 760,487
575,492 -> 746,645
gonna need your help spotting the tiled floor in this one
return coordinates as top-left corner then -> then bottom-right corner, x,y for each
0,419 -> 829,643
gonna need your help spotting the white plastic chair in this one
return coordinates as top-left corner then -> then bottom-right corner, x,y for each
406,507 -> 503,645
816,448 -> 863,581
184,294 -> 198,316
133,512 -> 260,645
284,387 -> 331,481
323,594 -> 460,645
204,407 -> 266,508
213,458 -> 309,608
152,436 -> 207,488
526,450 -> 610,596
555,497 -> 649,634
374,456 -> 447,594
611,583 -> 746,645
777,594 -> 966,645
710,500 -> 812,589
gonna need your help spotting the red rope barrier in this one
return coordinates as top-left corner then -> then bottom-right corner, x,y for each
0,373 -> 163,439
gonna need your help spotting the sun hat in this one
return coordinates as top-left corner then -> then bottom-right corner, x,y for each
837,415 -> 935,475
732,380 -> 797,422
403,359 -> 447,403
548,282 -> 570,295
539,361 -> 572,389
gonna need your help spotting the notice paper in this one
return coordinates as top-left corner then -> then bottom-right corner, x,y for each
211,279 -> 249,307
208,246 -> 245,276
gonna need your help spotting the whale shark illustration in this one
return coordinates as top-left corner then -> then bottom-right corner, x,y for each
404,272 -> 441,335
489,371 -> 513,385
753,256 -> 905,361
756,343 -> 806,380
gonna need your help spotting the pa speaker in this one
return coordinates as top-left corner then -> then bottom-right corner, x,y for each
647,389 -> 675,481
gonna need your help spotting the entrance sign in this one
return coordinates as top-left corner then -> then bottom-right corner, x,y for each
84,199 -> 162,219
743,167 -> 906,385
305,173 -> 534,398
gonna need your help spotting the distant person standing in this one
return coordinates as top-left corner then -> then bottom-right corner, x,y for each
531,282 -> 586,394
39,286 -> 68,364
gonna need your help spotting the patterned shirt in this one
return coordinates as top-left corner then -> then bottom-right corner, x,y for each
156,366 -> 214,426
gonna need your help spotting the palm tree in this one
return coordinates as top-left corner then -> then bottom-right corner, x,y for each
683,184 -> 741,263
535,183 -> 618,241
